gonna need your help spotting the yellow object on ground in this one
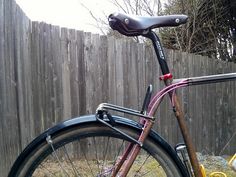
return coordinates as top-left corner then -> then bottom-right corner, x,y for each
209,172 -> 227,177
200,164 -> 228,177
228,153 -> 236,171
200,164 -> 207,177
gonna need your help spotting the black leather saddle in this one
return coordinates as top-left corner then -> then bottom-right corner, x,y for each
108,12 -> 188,36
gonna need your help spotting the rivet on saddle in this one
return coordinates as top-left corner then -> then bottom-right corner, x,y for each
108,12 -> 188,36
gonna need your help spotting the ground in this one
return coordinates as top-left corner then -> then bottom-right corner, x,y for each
197,153 -> 236,177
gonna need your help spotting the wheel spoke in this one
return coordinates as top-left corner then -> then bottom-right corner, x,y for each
80,139 -> 96,177
93,137 -> 101,173
46,136 -> 70,177
62,145 -> 81,176
134,153 -> 151,175
111,139 -> 125,167
36,164 -> 57,177
100,136 -> 110,175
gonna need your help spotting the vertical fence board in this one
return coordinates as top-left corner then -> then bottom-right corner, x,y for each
61,28 -> 71,119
115,39 -> 124,109
129,42 -> 139,110
197,56 -> 204,151
221,62 -> 228,154
107,36 -> 116,104
0,0 -> 21,176
137,43 -> 145,110
215,60 -> 223,154
122,39 -> 129,117
50,25 -> 63,124
208,58 -> 215,154
44,23 -> 54,129
76,31 -> 86,115
15,4 -> 33,148
100,35 -> 109,103
68,29 -> 79,118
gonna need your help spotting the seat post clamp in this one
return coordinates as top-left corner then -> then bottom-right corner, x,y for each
159,73 -> 173,81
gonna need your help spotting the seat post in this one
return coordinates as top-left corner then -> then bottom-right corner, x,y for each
143,31 -> 170,76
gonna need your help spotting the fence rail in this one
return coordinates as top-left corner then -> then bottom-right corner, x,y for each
1,0 -> 236,176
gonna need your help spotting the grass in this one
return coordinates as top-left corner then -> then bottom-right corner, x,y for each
32,154 -> 236,177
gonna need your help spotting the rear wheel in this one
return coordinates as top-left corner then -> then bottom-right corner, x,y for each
9,123 -> 182,176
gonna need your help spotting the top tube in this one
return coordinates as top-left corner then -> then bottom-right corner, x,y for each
173,72 -> 236,85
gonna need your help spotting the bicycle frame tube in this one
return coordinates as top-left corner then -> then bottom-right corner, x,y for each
114,81 -> 190,177
148,72 -> 236,117
173,72 -> 236,86
145,72 -> 236,177
110,73 -> 236,176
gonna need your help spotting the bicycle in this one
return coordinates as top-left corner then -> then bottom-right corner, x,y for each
8,12 -> 236,177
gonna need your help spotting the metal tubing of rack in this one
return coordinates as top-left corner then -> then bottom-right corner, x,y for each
96,103 -> 155,120
96,116 -> 142,146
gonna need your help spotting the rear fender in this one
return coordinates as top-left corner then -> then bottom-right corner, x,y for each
9,115 -> 190,177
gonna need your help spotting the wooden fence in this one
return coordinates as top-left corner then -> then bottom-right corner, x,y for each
1,0 -> 236,176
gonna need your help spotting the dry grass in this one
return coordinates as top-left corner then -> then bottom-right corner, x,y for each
31,154 -> 236,177
32,155 -> 166,177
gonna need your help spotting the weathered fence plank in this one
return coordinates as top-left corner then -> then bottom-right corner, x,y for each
76,30 -> 86,115
0,0 -> 21,175
50,25 -> 63,124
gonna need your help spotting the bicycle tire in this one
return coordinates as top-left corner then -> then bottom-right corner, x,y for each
9,122 -> 183,177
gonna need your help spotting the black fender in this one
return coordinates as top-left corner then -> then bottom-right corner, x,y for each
9,115 -> 190,177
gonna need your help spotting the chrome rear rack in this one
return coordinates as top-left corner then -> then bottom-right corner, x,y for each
96,103 -> 155,120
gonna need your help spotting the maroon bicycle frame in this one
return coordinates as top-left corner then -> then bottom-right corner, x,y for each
97,30 -> 236,177
111,72 -> 236,177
